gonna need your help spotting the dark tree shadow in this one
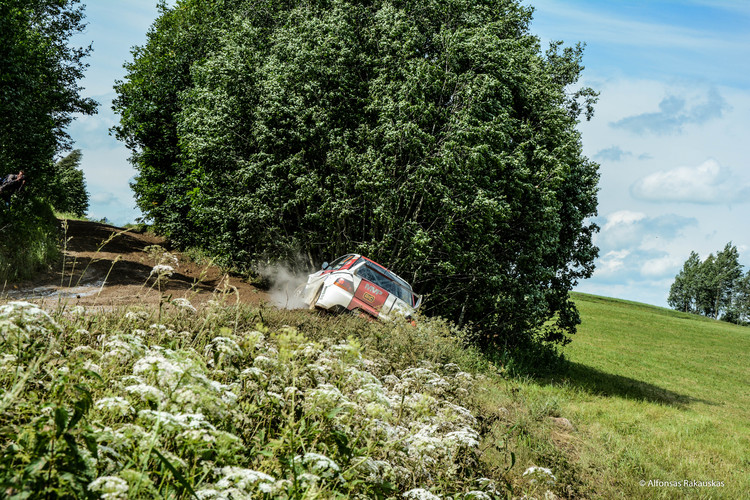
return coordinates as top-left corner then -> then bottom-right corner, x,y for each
558,362 -> 716,409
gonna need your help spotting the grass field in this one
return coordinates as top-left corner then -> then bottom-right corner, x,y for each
526,293 -> 750,498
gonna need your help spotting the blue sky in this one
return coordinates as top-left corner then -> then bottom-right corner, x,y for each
68,1 -> 750,307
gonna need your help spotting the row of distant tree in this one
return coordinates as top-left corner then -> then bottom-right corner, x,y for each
668,243 -> 750,324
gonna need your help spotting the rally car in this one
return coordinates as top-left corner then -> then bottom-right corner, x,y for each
299,254 -> 422,321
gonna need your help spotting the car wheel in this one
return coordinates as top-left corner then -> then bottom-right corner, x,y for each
309,285 -> 323,310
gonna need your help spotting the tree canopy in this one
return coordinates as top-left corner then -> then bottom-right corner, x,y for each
114,0 -> 600,348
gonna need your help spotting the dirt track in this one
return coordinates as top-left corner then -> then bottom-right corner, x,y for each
1,219 -> 269,309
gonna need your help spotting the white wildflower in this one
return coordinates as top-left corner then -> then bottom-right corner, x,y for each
171,297 -> 196,312
206,336 -> 243,358
215,466 -> 275,490
304,383 -> 352,413
253,354 -> 277,370
68,305 -> 86,316
403,488 -> 441,500
464,491 -> 491,499
83,360 -> 101,375
150,264 -> 174,277
297,472 -> 321,485
444,427 -> 480,449
259,479 -> 289,495
195,488 -> 220,499
240,366 -> 265,379
95,397 -> 135,417
124,383 -> 165,403
138,410 -> 216,432
523,466 -> 556,485
124,311 -> 144,321
132,349 -> 191,390
294,452 -> 340,477
88,475 -> 129,499
179,428 -> 216,444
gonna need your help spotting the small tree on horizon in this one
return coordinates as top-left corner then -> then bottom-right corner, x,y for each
48,149 -> 89,217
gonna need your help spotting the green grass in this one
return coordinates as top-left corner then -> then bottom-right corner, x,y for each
538,292 -> 750,498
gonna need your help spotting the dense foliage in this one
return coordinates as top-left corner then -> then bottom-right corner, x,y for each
668,243 -> 750,323
0,0 -> 95,276
113,0 -> 600,348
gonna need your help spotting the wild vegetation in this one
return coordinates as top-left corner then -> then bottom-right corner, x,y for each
3,260 -> 746,499
113,0 -> 600,350
0,292 -> 535,499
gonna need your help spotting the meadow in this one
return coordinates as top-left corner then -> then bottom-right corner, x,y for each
529,293 -> 750,498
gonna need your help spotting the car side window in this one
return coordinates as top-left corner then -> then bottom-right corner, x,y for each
356,263 -> 411,304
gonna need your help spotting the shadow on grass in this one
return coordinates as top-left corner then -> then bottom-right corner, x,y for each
560,362 -> 716,408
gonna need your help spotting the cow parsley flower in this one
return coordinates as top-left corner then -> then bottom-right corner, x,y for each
95,397 -> 135,417
88,476 -> 129,499
124,383 -> 165,403
403,488 -> 441,500
206,336 -> 243,358
444,427 -> 480,449
150,264 -> 174,277
523,466 -> 556,485
171,297 -> 197,312
294,452 -> 341,477
215,466 -> 275,491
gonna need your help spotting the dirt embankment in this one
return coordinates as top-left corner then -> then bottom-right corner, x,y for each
1,219 -> 269,309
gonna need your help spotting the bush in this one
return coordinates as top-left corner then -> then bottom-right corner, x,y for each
0,197 -> 60,283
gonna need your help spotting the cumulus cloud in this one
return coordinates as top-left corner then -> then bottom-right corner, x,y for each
631,159 -> 750,204
591,211 -> 698,283
610,87 -> 729,135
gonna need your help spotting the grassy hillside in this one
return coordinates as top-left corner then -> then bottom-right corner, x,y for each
555,293 -> 750,497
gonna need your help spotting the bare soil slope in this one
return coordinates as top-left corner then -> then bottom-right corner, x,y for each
2,219 -> 268,309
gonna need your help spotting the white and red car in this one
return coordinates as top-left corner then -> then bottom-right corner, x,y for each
300,254 -> 422,321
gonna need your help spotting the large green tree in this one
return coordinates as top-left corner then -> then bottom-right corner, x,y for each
0,0 -> 97,198
114,0 -> 600,348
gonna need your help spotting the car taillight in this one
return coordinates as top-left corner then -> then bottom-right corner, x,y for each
333,277 -> 354,294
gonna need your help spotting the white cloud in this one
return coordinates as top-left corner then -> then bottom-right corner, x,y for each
631,159 -> 750,204
640,255 -> 683,277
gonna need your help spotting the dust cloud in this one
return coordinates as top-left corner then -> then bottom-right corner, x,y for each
258,264 -> 312,309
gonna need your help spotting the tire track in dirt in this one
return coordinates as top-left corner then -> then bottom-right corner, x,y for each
1,219 -> 268,309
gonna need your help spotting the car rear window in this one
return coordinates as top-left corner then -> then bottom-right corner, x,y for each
327,254 -> 358,271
